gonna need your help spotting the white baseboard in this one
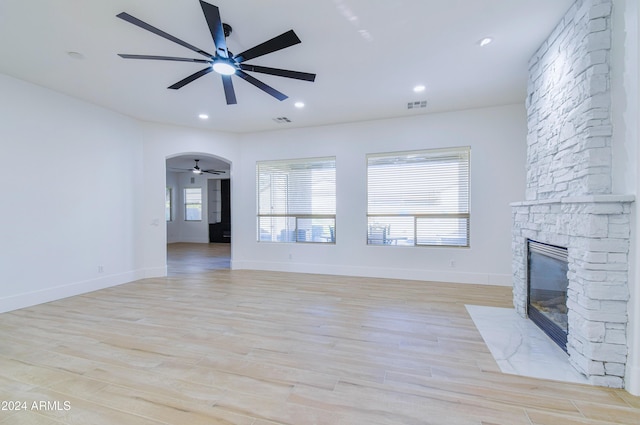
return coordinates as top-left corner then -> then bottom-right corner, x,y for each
231,260 -> 511,286
0,270 -> 146,313
1,261 -> 510,313
171,237 -> 210,244
142,266 -> 167,279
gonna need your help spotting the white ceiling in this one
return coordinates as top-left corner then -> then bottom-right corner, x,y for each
0,0 -> 573,134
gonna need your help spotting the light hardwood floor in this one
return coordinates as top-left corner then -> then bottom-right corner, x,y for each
0,243 -> 638,424
167,242 -> 231,275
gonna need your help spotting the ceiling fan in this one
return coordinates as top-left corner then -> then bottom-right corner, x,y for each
116,1 -> 316,104
170,159 -> 225,175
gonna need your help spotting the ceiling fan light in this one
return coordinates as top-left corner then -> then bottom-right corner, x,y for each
192,168 -> 202,174
212,60 -> 236,75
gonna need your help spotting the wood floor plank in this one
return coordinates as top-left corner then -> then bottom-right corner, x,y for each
573,400 -> 640,423
526,408 -> 632,425
0,411 -> 67,425
0,243 -> 638,424
84,384 -> 254,425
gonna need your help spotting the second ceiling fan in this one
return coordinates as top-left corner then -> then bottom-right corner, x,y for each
169,159 -> 225,175
116,1 -> 316,105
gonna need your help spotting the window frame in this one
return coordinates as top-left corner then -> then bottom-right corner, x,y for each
366,146 -> 470,248
165,187 -> 173,222
184,187 -> 203,222
256,156 -> 336,244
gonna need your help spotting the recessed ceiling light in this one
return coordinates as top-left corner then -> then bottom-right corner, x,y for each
198,114 -> 209,120
67,51 -> 85,60
413,85 -> 426,93
294,102 -> 305,108
478,37 -> 493,47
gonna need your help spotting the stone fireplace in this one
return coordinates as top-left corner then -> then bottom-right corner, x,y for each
513,196 -> 632,387
511,0 -> 634,388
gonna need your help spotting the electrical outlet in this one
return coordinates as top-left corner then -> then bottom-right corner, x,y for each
98,265 -> 104,273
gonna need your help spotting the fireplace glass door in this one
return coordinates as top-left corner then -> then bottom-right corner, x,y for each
527,240 -> 569,352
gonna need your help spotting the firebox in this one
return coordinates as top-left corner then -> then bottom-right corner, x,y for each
527,240 -> 569,352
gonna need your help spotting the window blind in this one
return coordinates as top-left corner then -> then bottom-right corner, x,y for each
184,188 -> 202,221
257,157 -> 336,243
367,147 -> 470,247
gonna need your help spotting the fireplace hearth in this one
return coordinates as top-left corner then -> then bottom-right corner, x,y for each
527,240 -> 568,352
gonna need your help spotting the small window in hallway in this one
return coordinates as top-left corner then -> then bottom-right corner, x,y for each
165,187 -> 173,221
184,188 -> 202,221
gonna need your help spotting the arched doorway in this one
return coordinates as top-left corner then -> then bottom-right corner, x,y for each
165,153 -> 231,274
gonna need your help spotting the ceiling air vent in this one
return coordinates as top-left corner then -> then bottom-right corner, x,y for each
273,117 -> 292,123
407,100 -> 427,110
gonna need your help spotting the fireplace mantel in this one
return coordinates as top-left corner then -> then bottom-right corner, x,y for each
511,194 -> 635,208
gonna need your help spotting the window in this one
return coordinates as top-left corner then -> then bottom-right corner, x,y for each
184,188 -> 202,221
257,157 -> 336,243
165,187 -> 172,221
367,147 -> 470,247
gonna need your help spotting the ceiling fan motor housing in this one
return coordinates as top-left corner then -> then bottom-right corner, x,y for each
222,23 -> 232,37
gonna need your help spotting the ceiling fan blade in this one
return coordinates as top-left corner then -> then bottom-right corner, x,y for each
199,1 -> 228,58
118,54 -> 211,63
235,70 -> 287,101
239,64 -> 316,82
221,75 -> 237,105
234,30 -> 301,63
203,170 -> 222,175
168,67 -> 213,89
116,12 -> 213,58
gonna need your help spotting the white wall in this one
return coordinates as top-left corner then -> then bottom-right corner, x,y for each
0,74 -> 240,312
166,171 -> 179,243
174,172 -> 212,244
0,74 -> 145,312
232,104 -> 527,285
166,171 -> 227,244
611,0 -> 640,396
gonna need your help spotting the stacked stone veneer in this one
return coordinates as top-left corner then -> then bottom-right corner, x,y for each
525,0 -> 613,200
512,0 -> 634,388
